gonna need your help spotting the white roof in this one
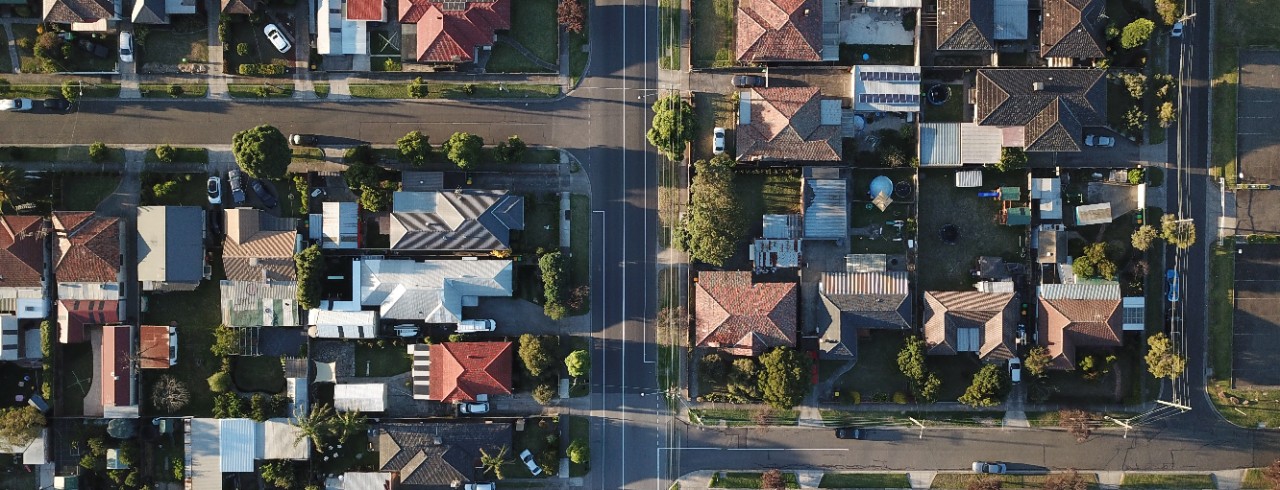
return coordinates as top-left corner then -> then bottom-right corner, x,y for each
317,0 -> 370,55
22,429 -> 46,465
1075,203 -> 1113,225
344,472 -> 398,490
287,377 -> 309,418
219,419 -> 257,472
0,315 -> 17,361
308,310 -> 378,338
1031,178 -> 1063,220
334,384 -> 387,412
261,418 -> 310,460
356,258 -> 514,323
852,65 -> 922,112
190,419 -> 221,490
919,123 -> 1004,166
322,202 -> 359,249
955,170 -> 983,188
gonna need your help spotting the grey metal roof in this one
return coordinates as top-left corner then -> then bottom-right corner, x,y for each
358,258 -> 513,323
802,169 -> 847,240
1038,282 -> 1120,300
137,206 -> 204,285
220,280 -> 298,327
378,422 -> 513,488
762,214 -> 801,239
218,419 -> 257,473
391,191 -> 525,251
131,0 -> 167,23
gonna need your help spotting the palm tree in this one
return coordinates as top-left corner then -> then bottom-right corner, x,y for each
290,403 -> 335,447
330,409 -> 367,444
479,445 -> 512,480
0,165 -> 22,211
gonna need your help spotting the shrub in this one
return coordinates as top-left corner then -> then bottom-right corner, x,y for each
384,58 -> 402,71
167,84 -> 183,97
89,142 -> 109,162
892,391 -> 908,404
207,372 -> 232,393
408,77 -> 428,98
1121,19 -> 1156,49
155,144 -> 176,163
1128,168 -> 1144,185
237,63 -> 287,76
236,43 -> 249,56
533,383 -> 557,404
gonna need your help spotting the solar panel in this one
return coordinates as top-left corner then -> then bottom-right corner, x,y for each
441,0 -> 466,10
859,94 -> 921,105
859,71 -> 922,82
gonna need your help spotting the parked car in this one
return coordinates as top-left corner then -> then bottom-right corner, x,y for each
1171,21 -> 1184,38
250,179 -> 278,208
227,169 -> 247,206
519,449 -> 544,476
713,127 -> 726,155
206,208 -> 225,238
42,98 -> 70,112
119,31 -> 134,63
1008,357 -> 1022,383
834,427 -> 865,440
732,75 -> 766,88
972,462 -> 1007,474
207,176 -> 223,206
290,134 -> 319,146
463,484 -> 495,490
1084,134 -> 1115,147
0,98 -> 33,112
457,319 -> 496,333
263,24 -> 292,53
458,401 -> 490,414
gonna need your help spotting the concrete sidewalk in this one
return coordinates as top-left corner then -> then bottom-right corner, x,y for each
675,469 -> 1252,490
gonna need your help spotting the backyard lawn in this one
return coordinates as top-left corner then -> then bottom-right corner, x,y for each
232,356 -> 286,393
916,168 -> 1026,290
921,84 -> 964,122
59,173 -> 120,211
57,342 -> 93,417
690,0 -> 735,68
142,258 -> 226,416
353,343 -> 411,377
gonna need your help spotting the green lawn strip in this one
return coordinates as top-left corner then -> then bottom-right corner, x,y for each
59,173 -> 121,211
1242,469 -> 1269,489
139,83 -> 208,98
820,473 -> 911,489
292,147 -> 325,162
1208,241 -> 1234,378
141,258 -> 226,416
932,473 -> 1099,489
56,342 -> 93,417
921,84 -> 964,122
567,415 -> 589,477
353,343 -> 411,377
1025,411 -> 1061,427
569,193 -> 590,311
689,408 -> 798,426
690,0 -> 735,68
569,30 -> 589,85
658,0 -> 681,70
711,472 -> 799,489
0,82 -> 118,99
1209,381 -> 1280,428
227,83 -> 295,99
1119,473 -> 1214,489
349,83 -> 410,99
232,356 -> 286,393
819,409 -> 1000,428
0,145 -> 124,163
145,146 -> 208,163
313,82 -> 330,98
349,82 -> 560,99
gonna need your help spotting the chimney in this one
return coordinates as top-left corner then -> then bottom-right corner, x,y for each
1032,82 -> 1045,91
803,8 -> 810,15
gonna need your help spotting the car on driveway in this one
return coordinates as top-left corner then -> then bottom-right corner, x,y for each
713,127 -> 726,155
227,169 -> 247,206
457,319 -> 496,333
207,176 -> 222,206
458,401 -> 490,414
264,24 -> 292,53
290,133 -> 319,146
732,75 -> 766,88
834,427 -> 865,440
42,98 -> 70,113
463,484 -> 495,490
972,462 -> 1007,474
1008,357 -> 1022,383
0,98 -> 33,112
519,449 -> 543,476
250,179 -> 278,208
1084,134 -> 1115,147
119,31 -> 134,63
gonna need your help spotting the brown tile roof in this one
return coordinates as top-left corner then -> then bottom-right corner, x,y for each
400,0 -> 510,63
694,271 -> 797,356
43,0 -> 114,24
222,209 -> 297,282
220,0 -> 256,14
52,212 -> 120,283
974,69 -> 1107,152
1040,0 -> 1105,59
937,0 -> 994,51
139,325 -> 172,369
101,325 -> 132,408
735,0 -> 823,62
0,216 -> 46,289
923,291 -> 1017,362
428,341 -> 513,403
737,87 -> 842,162
1037,295 -> 1122,370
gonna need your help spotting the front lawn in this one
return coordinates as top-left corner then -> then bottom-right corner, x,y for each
223,18 -> 290,73
511,417 -> 558,478
691,91 -> 735,163
820,473 -> 911,489
826,331 -> 913,404
142,258 -> 226,416
232,356 -> 286,393
141,19 -> 210,65
58,173 -> 120,211
1119,474 -> 1214,489
141,173 -> 207,206
353,342 -> 411,377
916,168 -> 1025,290
691,0 -> 735,68
487,0 -> 557,72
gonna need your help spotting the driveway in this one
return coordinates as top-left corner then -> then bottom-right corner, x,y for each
1029,131 -> 1144,168
462,298 -> 590,336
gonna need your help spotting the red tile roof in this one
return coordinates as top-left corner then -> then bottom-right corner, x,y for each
58,300 -> 119,344
52,212 -> 120,283
428,341 -> 514,402
399,0 -> 510,63
694,271 -> 797,356
0,216 -> 46,289
102,325 -> 132,408
737,87 -> 842,162
1038,297 -> 1122,370
139,325 -> 172,369
346,0 -> 385,21
735,0 -> 823,62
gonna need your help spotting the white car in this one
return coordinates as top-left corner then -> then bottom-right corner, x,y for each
1084,134 -> 1115,147
0,98 -> 33,112
712,127 -> 726,155
393,324 -> 420,338
519,449 -> 543,476
1008,357 -> 1022,383
458,401 -> 490,414
263,24 -> 292,53
457,319 -> 496,333
972,462 -> 1007,474
463,484 -> 495,490
206,176 -> 222,205
119,31 -> 134,63
1171,21 -> 1184,38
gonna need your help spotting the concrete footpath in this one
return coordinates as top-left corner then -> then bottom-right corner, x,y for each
676,469 -> 1252,490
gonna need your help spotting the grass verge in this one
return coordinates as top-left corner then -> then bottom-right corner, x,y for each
568,415 -> 589,477
820,473 -> 911,488
711,472 -> 799,489
139,83 -> 208,98
1119,473 -> 1214,489
313,82 -> 330,98
1208,242 -> 1235,379
145,146 -> 208,163
227,83 -> 295,99
658,0 -> 681,70
1242,469 -> 1269,489
688,408 -> 798,426
933,473 -> 1099,489
349,82 -> 561,99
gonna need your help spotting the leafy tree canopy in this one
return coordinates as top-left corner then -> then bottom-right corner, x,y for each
232,125 -> 290,179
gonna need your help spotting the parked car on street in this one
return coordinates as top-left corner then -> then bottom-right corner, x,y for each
834,427 -> 865,440
250,179 -> 278,208
207,176 -> 223,205
1084,134 -> 1115,147
713,127 -> 726,155
519,449 -> 544,476
290,134 -> 319,146
0,98 -> 33,112
972,462 -> 1007,474
227,169 -> 247,206
732,75 -> 766,88
263,24 -> 292,53
42,98 -> 70,113
119,31 -> 134,63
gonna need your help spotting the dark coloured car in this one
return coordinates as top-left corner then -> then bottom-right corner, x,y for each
834,427 -> 864,440
227,169 -> 247,206
290,134 -> 319,146
42,98 -> 70,112
251,179 -> 278,208
732,75 -> 766,88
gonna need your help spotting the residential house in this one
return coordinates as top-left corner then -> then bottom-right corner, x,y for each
936,0 -> 1027,54
390,190 -> 524,252
137,206 -> 208,292
1037,283 -> 1142,370
222,208 -> 298,283
0,215 -> 49,321
131,0 -> 196,24
974,69 -> 1107,152
737,87 -> 843,163
694,271 -> 797,356
101,324 -> 138,418
398,0 -> 510,64
409,341 -> 513,402
735,0 -> 836,63
376,422 -> 513,489
1040,0 -> 1105,65
138,325 -> 176,369
220,0 -> 255,14
52,212 -> 121,344
923,291 -> 1017,363
319,257 -> 513,325
318,0 -> 384,56
43,0 -> 118,31
802,167 -> 847,240
0,428 -> 49,466
816,266 -> 911,360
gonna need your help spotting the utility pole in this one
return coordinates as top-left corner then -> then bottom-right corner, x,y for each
1104,415 -> 1134,439
907,417 -> 925,439
1156,399 -> 1193,412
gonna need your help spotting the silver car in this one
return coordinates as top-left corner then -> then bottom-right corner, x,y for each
263,24 -> 292,53
519,449 -> 543,476
0,98 -> 33,112
972,462 -> 1007,474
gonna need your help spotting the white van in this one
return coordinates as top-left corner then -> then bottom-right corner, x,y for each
457,319 -> 496,333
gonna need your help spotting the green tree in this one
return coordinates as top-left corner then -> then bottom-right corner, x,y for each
155,144 -> 176,163
210,325 -> 241,356
1024,346 -> 1052,378
0,165 -> 23,209
89,142 -> 109,163
443,131 -> 484,170
331,409 -> 367,444
1120,72 -> 1147,100
1121,19 -> 1156,49
1072,242 -> 1116,280
260,461 -> 296,489
996,147 -> 1027,172
358,180 -> 396,212
495,135 -> 528,163
1160,213 -> 1197,249
0,406 -> 45,446
250,393 -> 269,421
918,372 -> 941,403
294,244 -> 324,309
1124,107 -> 1148,135
232,124 -> 291,179
565,349 -> 590,378
479,445 -> 512,480
61,81 -> 79,103
519,334 -> 555,378
207,372 -> 232,393
896,336 -> 927,384
958,364 -> 1004,407
152,180 -> 178,201
408,77 -> 427,98
757,347 -> 811,410
533,383 -> 557,404
396,130 -> 431,166
1131,225 -> 1159,251
647,93 -> 697,160
290,404 -> 335,447
1155,0 -> 1180,25
1145,332 -> 1186,379
678,155 -> 743,266
568,438 -> 589,465
1158,101 -> 1177,128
